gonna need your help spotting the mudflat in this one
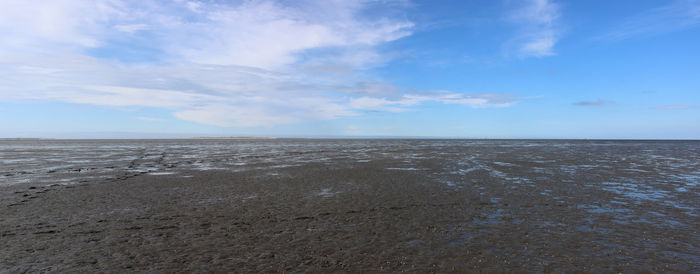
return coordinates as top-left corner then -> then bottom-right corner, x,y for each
1,139 -> 698,272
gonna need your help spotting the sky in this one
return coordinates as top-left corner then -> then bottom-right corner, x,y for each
0,0 -> 698,139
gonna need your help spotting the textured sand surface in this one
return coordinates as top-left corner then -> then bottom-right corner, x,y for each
1,140 -> 698,272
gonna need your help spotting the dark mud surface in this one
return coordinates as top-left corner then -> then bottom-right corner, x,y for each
1,139 -> 698,272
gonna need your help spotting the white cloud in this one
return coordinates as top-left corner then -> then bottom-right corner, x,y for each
505,0 -> 562,58
0,54 -> 360,127
157,0 -> 413,69
0,0 -> 414,67
174,105 -> 238,127
340,82 -> 402,98
0,0 -> 123,51
0,0 -> 517,127
114,24 -> 149,33
349,97 -> 412,112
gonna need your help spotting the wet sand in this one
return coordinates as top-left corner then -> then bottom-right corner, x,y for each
1,140 -> 698,272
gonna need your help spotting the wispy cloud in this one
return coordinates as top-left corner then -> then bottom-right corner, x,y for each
654,105 -> 699,110
345,125 -> 362,135
136,116 -> 164,122
0,0 -> 517,127
505,0 -> 562,58
347,85 -> 519,112
573,99 -> 614,106
599,0 -> 700,41
0,0 -> 414,68
114,24 -> 149,33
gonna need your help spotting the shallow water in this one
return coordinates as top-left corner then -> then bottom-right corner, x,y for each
1,139 -> 698,271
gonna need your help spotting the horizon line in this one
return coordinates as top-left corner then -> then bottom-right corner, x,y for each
1,137 -> 699,141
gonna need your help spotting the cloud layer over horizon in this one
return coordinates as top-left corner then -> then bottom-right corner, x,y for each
0,0 -> 520,127
2,0 -> 697,139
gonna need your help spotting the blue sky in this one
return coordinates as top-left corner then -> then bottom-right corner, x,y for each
0,0 -> 698,138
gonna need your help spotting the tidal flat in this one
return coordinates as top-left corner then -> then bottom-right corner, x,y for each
1,139 -> 698,272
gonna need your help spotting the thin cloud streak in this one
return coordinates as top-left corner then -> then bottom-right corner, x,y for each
654,105 -> 699,110
599,0 -> 700,41
349,92 -> 518,113
136,116 -> 164,122
573,99 -> 614,106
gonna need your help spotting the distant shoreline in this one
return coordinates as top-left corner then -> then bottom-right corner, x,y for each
187,137 -> 277,140
0,138 -> 56,141
1,137 -> 698,141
